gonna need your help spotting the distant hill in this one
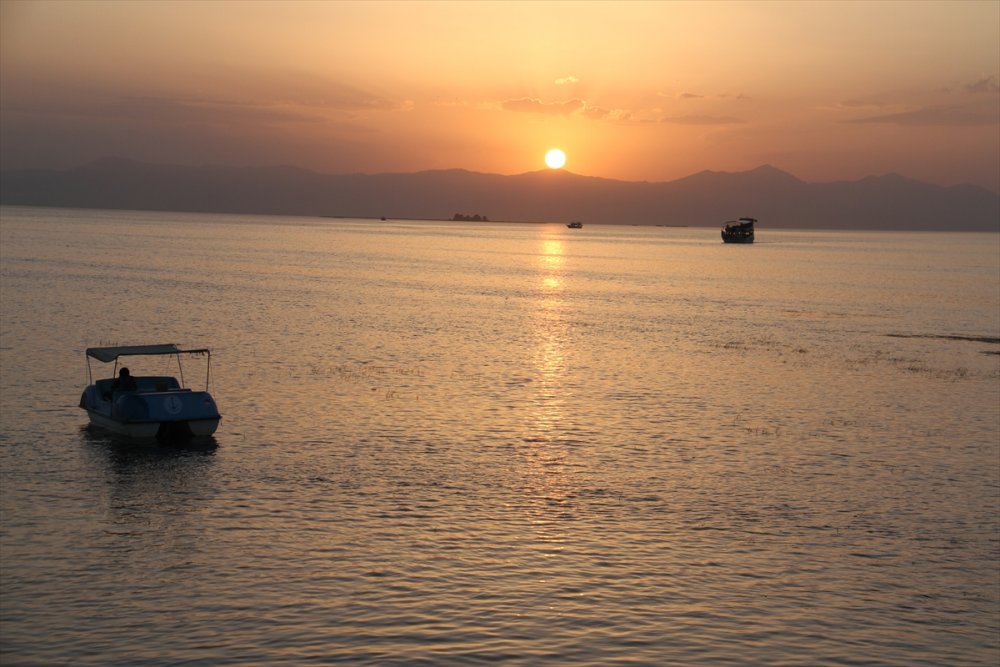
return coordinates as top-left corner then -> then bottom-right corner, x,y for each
1,157 -> 997,231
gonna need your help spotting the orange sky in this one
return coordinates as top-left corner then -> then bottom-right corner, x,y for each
2,0 -> 998,190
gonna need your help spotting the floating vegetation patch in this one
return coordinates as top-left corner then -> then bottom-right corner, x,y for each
304,363 -> 428,400
885,333 -> 1000,366
887,333 -> 1000,345
308,363 -> 426,380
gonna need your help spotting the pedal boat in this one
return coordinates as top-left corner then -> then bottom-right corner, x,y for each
79,344 -> 221,439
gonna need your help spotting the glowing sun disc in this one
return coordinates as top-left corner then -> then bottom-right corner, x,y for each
545,148 -> 566,169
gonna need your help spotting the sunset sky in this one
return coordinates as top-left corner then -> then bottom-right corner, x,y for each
2,0 -> 998,190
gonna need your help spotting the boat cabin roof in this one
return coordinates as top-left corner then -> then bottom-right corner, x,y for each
86,344 -> 210,363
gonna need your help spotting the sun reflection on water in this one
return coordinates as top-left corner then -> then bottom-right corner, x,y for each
511,233 -> 580,511
533,234 -> 569,418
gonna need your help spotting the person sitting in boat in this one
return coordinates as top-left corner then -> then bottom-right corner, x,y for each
110,367 -> 138,395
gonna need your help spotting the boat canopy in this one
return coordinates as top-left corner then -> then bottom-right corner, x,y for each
86,344 -> 210,363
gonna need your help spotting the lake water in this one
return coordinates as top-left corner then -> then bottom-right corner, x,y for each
1,206 -> 998,666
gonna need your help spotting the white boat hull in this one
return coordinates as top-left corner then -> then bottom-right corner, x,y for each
187,418 -> 221,437
87,410 -> 161,438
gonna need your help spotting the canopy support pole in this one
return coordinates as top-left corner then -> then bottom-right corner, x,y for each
176,354 -> 186,388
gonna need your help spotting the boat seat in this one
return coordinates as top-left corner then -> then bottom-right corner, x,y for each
93,376 -> 182,399
136,376 -> 182,392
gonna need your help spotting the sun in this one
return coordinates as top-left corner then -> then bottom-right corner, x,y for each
544,148 -> 566,169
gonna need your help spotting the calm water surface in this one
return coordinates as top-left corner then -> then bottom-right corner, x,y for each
1,206 -> 998,665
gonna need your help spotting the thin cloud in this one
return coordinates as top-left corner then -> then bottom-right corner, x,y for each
581,105 -> 632,121
838,98 -> 881,109
272,83 -> 398,111
966,75 -> 999,94
63,95 -> 383,135
498,97 -> 633,121
671,91 -> 748,100
501,97 -> 585,114
96,96 -> 325,124
581,105 -> 609,119
235,70 -> 401,112
555,76 -> 579,85
845,101 -> 999,126
660,114 -> 744,125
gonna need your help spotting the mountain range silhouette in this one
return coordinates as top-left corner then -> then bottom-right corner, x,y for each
2,157 -> 996,231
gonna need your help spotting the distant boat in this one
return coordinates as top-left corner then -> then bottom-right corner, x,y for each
721,217 -> 755,243
79,344 -> 221,440
567,221 -> 583,229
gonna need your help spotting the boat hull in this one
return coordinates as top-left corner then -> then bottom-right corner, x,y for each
80,382 -> 221,440
721,217 -> 756,243
86,410 -> 162,438
85,410 -> 220,439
